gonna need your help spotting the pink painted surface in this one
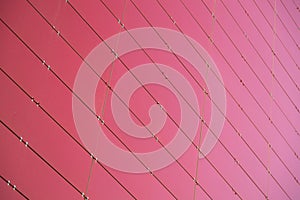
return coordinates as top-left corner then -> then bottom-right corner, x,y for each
1,0 -> 299,199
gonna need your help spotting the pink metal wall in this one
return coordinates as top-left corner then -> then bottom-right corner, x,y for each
1,0 -> 299,199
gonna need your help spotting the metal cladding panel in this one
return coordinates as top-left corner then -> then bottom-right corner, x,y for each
1,0 -> 299,199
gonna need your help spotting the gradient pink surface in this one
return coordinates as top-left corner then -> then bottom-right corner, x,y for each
1,0 -> 299,199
